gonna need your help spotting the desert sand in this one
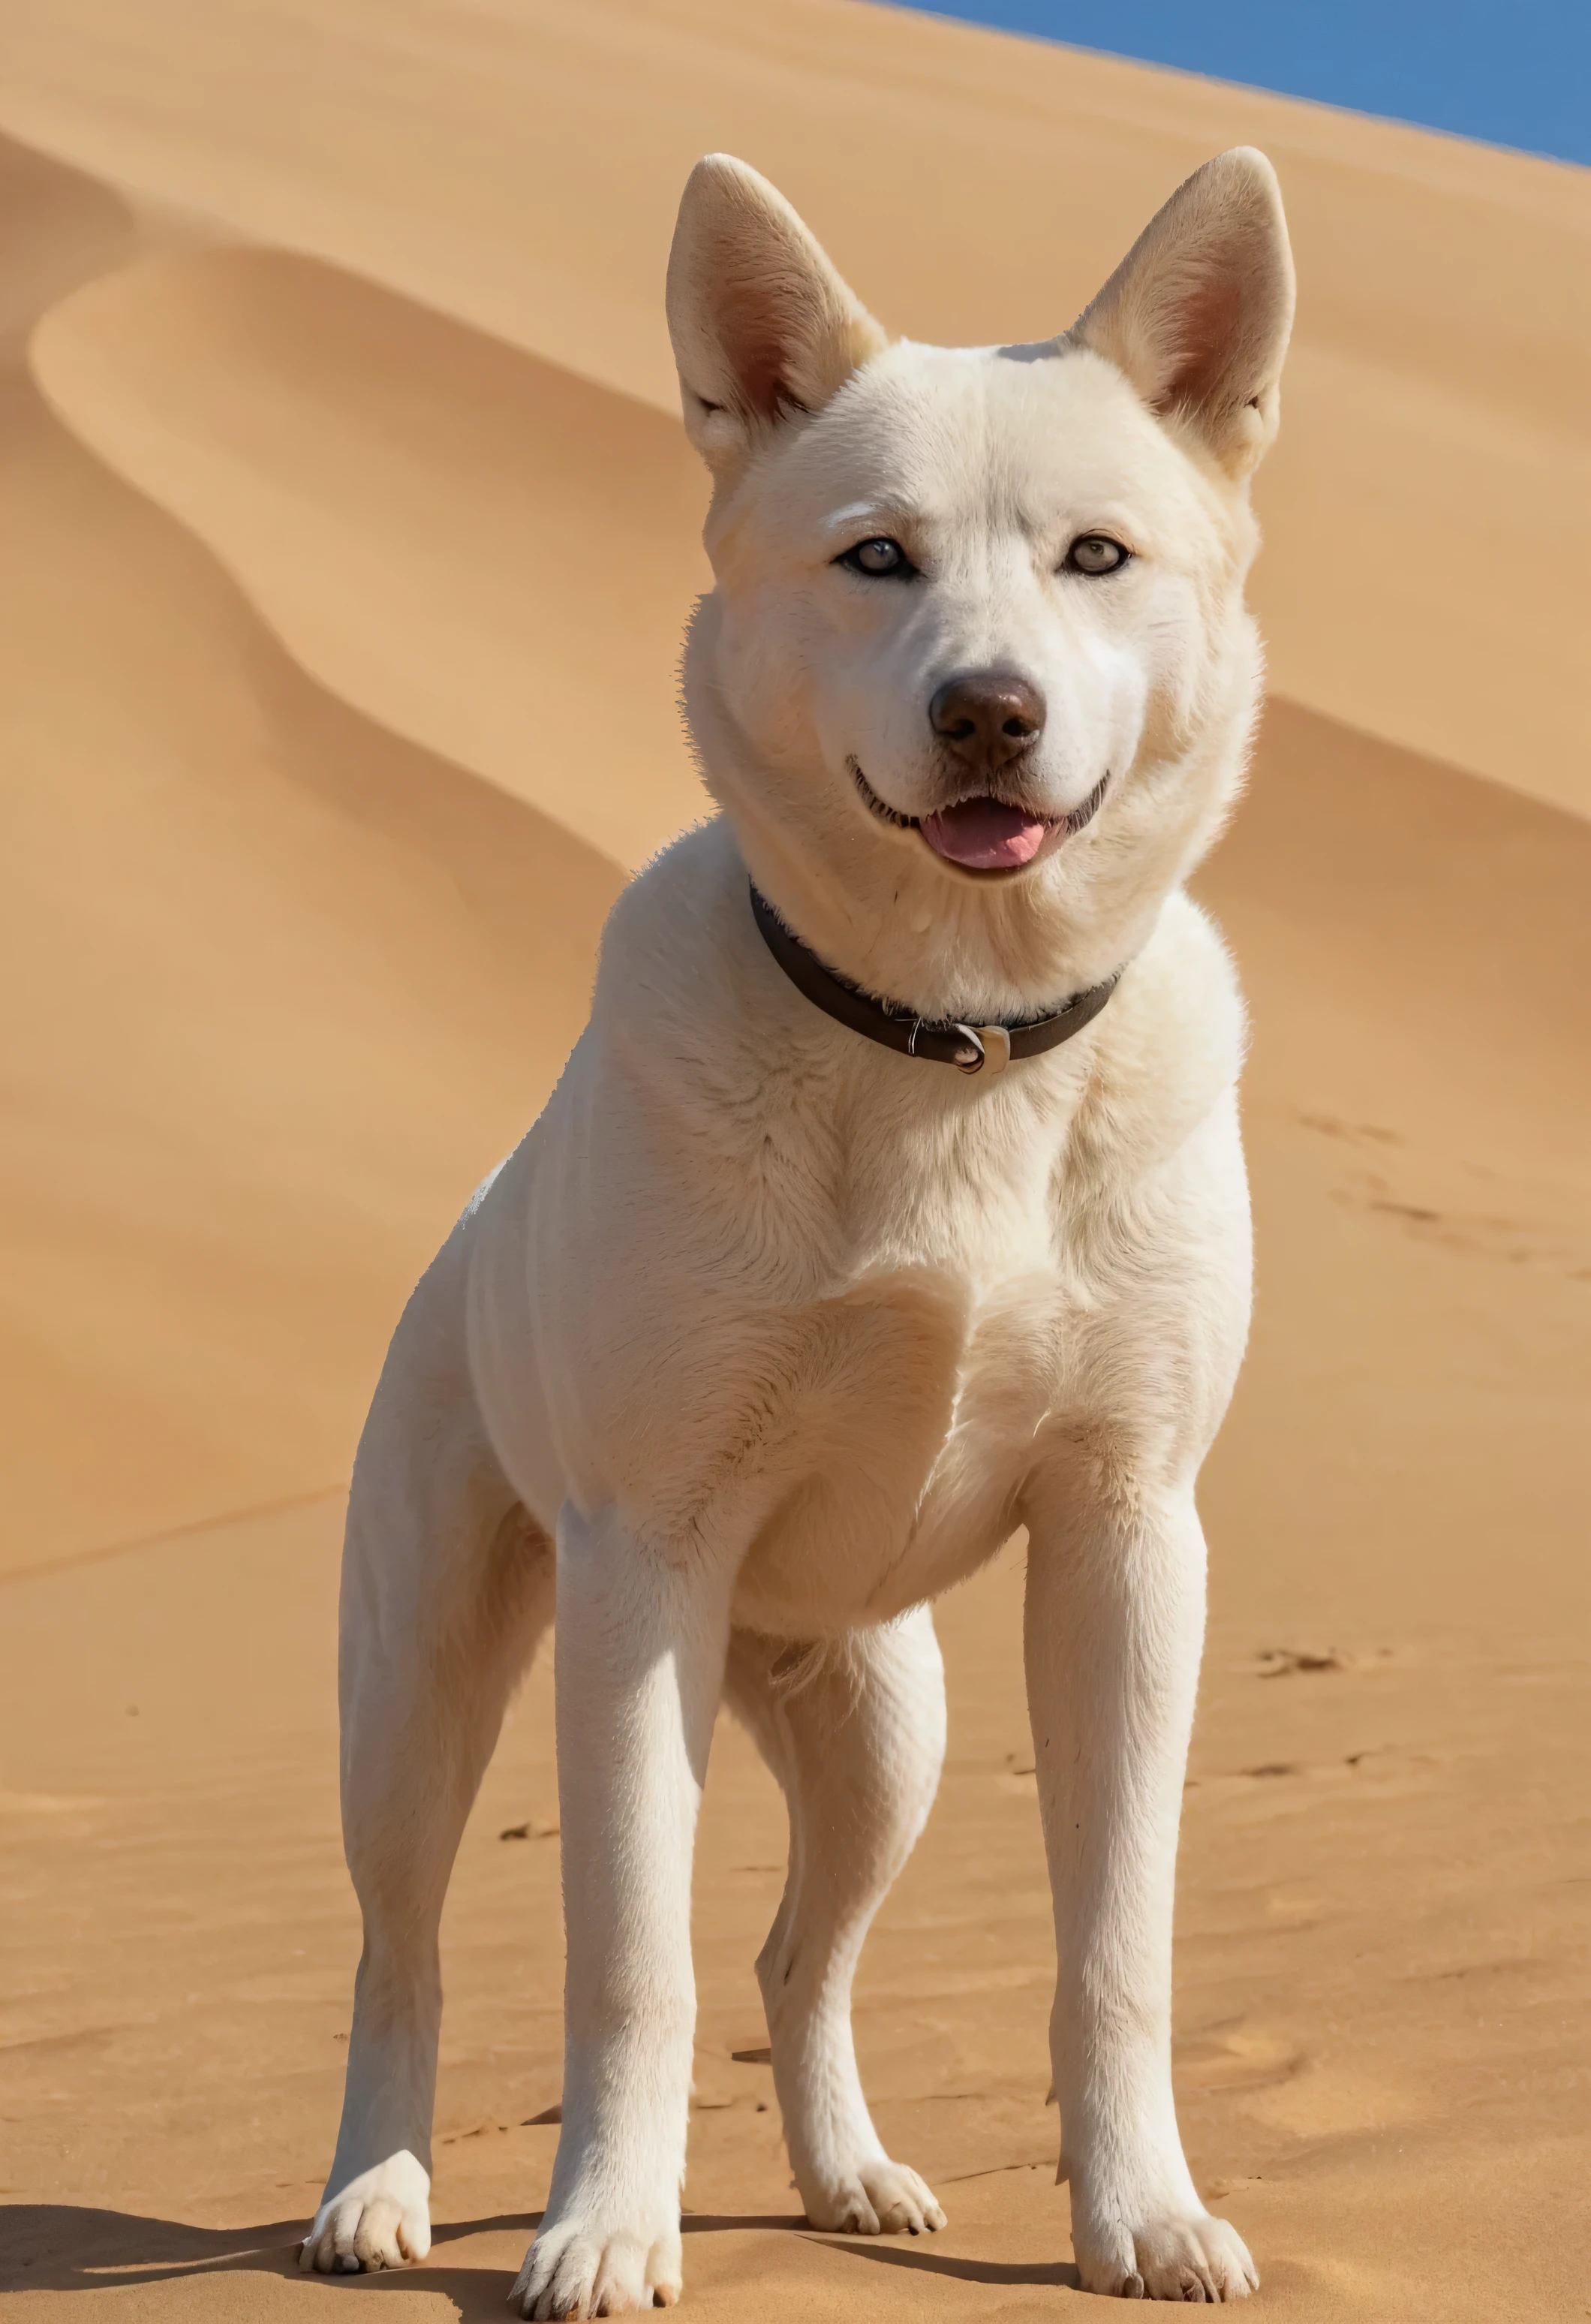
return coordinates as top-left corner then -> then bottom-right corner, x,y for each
2,4 -> 1588,2318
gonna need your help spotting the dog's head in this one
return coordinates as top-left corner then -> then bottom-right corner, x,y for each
669,152 -> 1293,1018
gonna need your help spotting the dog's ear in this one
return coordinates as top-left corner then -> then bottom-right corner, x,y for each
1068,148 -> 1295,477
666,155 -> 889,467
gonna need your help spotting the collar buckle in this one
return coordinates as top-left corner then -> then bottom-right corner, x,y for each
952,1024 -> 1012,1077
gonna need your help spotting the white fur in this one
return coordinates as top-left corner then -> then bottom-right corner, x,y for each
302,149 -> 1293,2307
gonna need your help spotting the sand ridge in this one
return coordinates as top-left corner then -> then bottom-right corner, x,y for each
30,246 -> 712,870
0,4 -> 1588,2316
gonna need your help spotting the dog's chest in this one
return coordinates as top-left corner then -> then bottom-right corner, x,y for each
728,1163 -> 1078,1636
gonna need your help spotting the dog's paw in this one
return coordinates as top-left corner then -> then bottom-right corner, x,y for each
299,2149 -> 432,2274
803,2157 -> 946,2237
509,2207 -> 682,2318
1075,2209 -> 1257,2301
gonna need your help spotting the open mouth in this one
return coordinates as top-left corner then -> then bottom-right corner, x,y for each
850,760 -> 1110,873
923,796 -> 1052,870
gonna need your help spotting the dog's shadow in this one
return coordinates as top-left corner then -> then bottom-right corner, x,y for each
2,2207 -> 537,2310
804,2232 -> 1081,2292
2,2202 -> 1081,2310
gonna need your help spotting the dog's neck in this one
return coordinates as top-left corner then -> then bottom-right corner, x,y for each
708,754 -> 1238,1032
748,880 -> 1125,1075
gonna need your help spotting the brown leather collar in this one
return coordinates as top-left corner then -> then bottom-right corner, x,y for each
749,884 -> 1120,1077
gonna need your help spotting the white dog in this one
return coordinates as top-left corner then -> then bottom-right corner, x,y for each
299,146 -> 1294,2308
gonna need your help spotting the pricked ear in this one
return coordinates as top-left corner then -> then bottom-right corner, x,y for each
666,154 -> 889,466
1068,148 -> 1295,477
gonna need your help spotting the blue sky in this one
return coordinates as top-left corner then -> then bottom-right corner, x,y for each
893,2 -> 1590,166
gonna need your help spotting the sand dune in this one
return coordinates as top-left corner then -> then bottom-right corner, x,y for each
0,140 -> 622,1574
0,368 -> 620,1573
0,2 -> 1588,2317
1,0 -> 1587,811
32,246 -> 710,869
0,129 -> 138,360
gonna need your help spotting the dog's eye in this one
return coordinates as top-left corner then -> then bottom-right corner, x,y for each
1064,534 -> 1130,576
838,537 -> 913,578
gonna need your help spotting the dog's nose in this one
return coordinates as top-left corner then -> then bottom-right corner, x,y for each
928,671 -> 1046,776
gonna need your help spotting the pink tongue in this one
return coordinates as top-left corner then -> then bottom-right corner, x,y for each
922,796 -> 1050,870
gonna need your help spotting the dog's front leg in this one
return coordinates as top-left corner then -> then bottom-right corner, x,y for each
511,1504 -> 735,2320
1024,1476 -> 1257,2304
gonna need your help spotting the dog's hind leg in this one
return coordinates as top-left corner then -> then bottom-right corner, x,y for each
301,1230 -> 554,2277
724,1608 -> 948,2235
